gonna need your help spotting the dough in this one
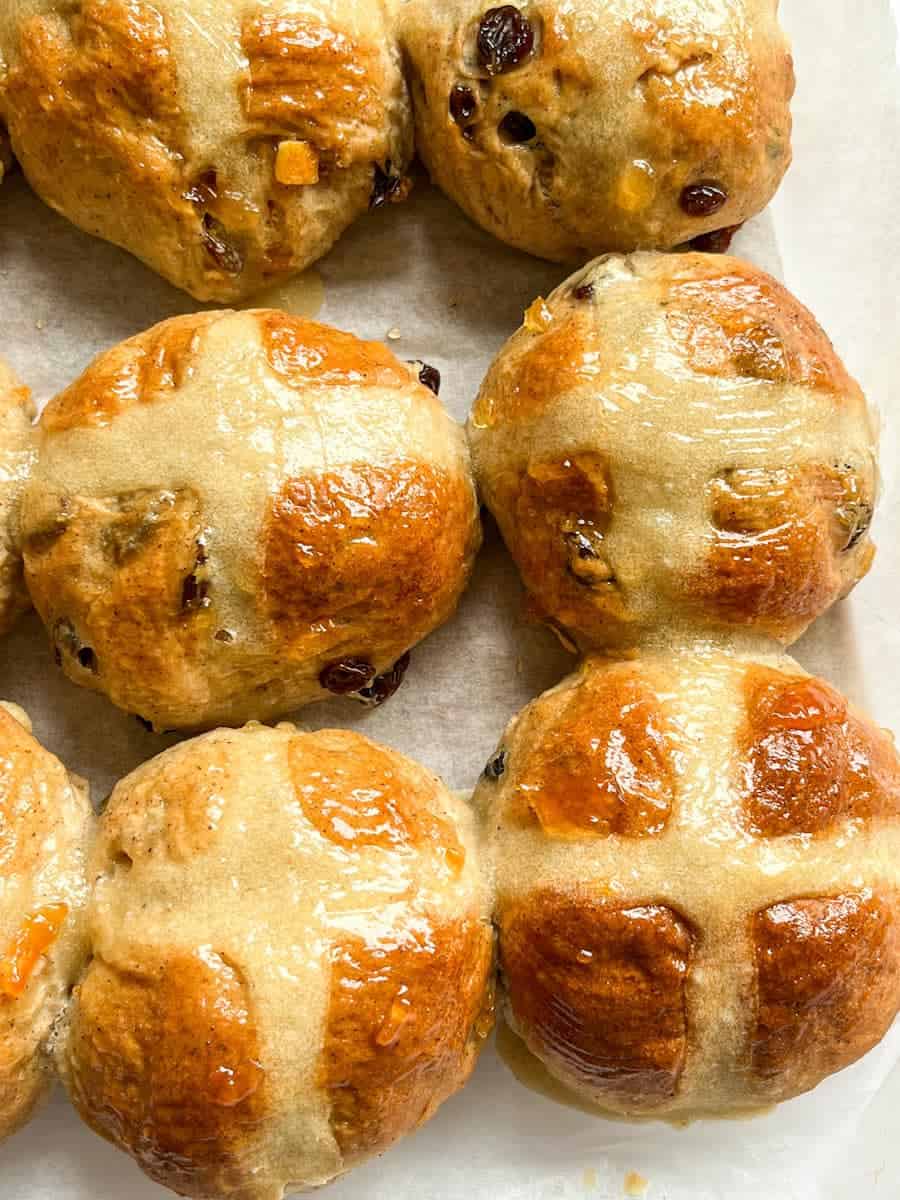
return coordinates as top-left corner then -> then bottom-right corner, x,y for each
0,0 -> 413,300
469,252 -> 877,650
400,0 -> 793,260
60,723 -> 493,1197
476,646 -> 900,1117
0,357 -> 35,636
22,309 -> 481,730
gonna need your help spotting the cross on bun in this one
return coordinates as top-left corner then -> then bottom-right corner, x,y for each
0,0 -> 413,300
22,310 -> 480,730
0,702 -> 93,1143
400,0 -> 793,261
58,724 -> 493,1197
476,648 -> 900,1117
468,252 -> 877,649
0,358 -> 35,636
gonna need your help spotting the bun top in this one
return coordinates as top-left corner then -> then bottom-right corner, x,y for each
23,310 -> 479,729
400,0 -> 793,260
476,647 -> 900,1117
62,723 -> 492,1198
0,0 -> 412,299
470,252 -> 877,649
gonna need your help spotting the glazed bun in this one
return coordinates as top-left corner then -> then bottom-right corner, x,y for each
0,701 -> 92,1142
0,0 -> 412,301
401,0 -> 793,261
0,358 -> 35,636
469,252 -> 877,649
60,724 -> 493,1198
476,648 -> 900,1117
22,310 -> 480,730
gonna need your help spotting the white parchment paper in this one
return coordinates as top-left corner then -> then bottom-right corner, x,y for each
0,1 -> 898,1196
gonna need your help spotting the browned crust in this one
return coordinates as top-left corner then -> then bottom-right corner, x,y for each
500,888 -> 693,1104
491,452 -> 637,647
288,730 -> 464,866
321,915 -> 492,1164
257,312 -> 411,390
504,662 -> 676,838
23,488 -> 213,724
241,13 -> 386,167
666,260 -> 855,394
739,667 -> 900,837
66,950 -> 268,1198
752,892 -> 900,1090
690,463 -> 876,640
263,461 -> 479,665
41,313 -> 218,433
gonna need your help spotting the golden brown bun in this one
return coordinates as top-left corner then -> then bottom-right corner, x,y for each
400,0 -> 793,261
0,0 -> 412,301
475,648 -> 900,1117
0,358 -> 35,636
0,701 -> 93,1143
22,310 -> 480,730
59,723 -> 493,1197
469,252 -> 877,649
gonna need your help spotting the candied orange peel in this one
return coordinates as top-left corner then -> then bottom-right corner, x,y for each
0,904 -> 69,998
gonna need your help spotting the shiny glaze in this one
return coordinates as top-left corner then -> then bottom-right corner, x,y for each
66,724 -> 491,1196
476,644 -> 900,1117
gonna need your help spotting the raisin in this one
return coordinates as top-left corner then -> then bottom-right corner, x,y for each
320,658 -> 377,695
417,363 -> 441,395
477,6 -> 534,75
214,628 -> 235,643
135,715 -> 154,732
680,182 -> 728,217
564,527 -> 616,587
76,646 -> 99,674
201,214 -> 242,274
370,162 -> 403,210
498,111 -> 536,143
450,84 -> 477,123
483,749 -> 508,780
572,282 -> 595,301
357,652 -> 411,706
184,169 -> 218,205
689,223 -> 742,253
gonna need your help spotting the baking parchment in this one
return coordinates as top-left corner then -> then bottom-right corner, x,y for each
1,0 -> 898,1195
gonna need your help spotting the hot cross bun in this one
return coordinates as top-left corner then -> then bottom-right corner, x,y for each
400,0 -> 793,262
22,310 -> 480,730
0,0 -> 412,300
58,723 -> 493,1197
0,358 -> 35,636
476,648 -> 900,1116
0,702 -> 93,1143
468,252 -> 877,650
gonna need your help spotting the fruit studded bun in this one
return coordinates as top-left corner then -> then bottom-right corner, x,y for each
58,723 -> 493,1197
469,252 -> 877,650
22,310 -> 480,730
400,0 -> 793,261
0,702 -> 93,1143
0,0 -> 413,300
475,647 -> 900,1117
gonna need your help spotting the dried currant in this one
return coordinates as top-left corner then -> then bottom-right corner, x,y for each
320,658 -> 377,695
370,162 -> 403,210
572,282 -> 595,301
201,213 -> 242,274
357,652 -> 411,706
483,749 -> 508,780
680,182 -> 728,218
450,84 -> 478,123
498,111 -> 536,144
76,646 -> 99,674
689,223 -> 742,254
417,363 -> 441,395
477,6 -> 534,75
